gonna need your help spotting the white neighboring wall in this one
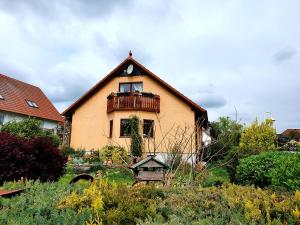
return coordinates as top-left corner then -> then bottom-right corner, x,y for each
0,110 -> 59,132
202,129 -> 212,146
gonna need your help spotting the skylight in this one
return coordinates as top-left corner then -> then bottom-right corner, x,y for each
26,100 -> 38,108
0,94 -> 4,100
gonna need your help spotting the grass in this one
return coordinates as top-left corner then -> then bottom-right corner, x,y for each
102,168 -> 135,185
202,166 -> 230,187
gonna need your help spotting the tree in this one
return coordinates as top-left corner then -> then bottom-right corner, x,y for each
204,117 -> 243,161
0,118 -> 61,146
239,118 -> 276,156
130,116 -> 143,157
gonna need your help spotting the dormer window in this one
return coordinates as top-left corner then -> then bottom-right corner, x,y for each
0,94 -> 4,100
119,82 -> 143,93
26,100 -> 38,108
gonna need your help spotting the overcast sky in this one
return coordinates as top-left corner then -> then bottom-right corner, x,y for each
0,0 -> 299,132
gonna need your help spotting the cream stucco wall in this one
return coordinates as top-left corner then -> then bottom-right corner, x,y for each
70,74 -> 199,154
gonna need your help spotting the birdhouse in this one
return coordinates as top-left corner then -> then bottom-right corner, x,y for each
130,155 -> 169,183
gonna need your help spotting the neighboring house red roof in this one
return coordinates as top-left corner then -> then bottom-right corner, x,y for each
0,74 -> 64,123
281,129 -> 300,139
62,55 -> 207,121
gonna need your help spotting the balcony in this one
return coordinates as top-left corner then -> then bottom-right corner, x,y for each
107,92 -> 160,113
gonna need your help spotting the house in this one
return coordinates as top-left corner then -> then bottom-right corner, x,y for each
0,73 -> 63,132
281,129 -> 300,142
62,52 -> 208,160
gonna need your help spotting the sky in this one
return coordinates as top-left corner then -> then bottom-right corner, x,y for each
0,0 -> 299,132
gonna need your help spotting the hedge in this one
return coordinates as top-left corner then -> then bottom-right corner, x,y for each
235,151 -> 300,191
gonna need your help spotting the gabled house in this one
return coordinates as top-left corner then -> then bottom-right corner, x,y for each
281,129 -> 300,142
0,74 -> 63,132
63,52 -> 208,159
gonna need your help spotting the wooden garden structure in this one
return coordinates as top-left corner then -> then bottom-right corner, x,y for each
130,156 -> 169,184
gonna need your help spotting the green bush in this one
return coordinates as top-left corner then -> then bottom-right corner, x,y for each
0,181 -> 90,225
1,179 -> 299,225
101,146 -> 129,165
204,116 -> 243,161
0,118 -> 61,146
236,151 -> 300,191
61,146 -> 76,156
239,118 -> 276,156
130,116 -> 143,157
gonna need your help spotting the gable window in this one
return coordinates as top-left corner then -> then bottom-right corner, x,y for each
0,113 -> 4,125
26,100 -> 38,108
120,119 -> 131,137
0,94 -> 4,100
109,120 -> 113,138
143,119 -> 154,138
119,82 -> 143,93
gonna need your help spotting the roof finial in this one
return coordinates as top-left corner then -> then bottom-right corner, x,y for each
129,50 -> 132,57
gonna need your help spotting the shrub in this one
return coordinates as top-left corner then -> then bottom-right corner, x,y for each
0,132 -> 67,184
61,146 -> 76,156
0,181 -> 90,225
239,118 -> 276,156
236,151 -> 300,190
204,117 -> 243,161
130,115 -> 143,157
0,117 -> 61,146
101,146 -> 129,165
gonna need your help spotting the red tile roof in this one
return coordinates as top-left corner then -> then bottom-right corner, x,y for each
0,74 -> 64,123
281,129 -> 300,139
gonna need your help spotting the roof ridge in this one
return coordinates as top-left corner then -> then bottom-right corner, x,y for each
62,55 -> 207,118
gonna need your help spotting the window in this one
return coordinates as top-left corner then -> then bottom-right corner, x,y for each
143,120 -> 154,138
120,119 -> 131,137
109,120 -> 113,138
26,100 -> 38,108
119,82 -> 143,93
0,113 -> 4,125
0,94 -> 4,100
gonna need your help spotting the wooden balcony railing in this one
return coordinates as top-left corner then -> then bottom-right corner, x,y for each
107,92 -> 160,113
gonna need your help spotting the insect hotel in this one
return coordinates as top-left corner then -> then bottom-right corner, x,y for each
131,156 -> 169,184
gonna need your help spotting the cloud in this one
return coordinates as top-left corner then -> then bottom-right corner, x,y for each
274,48 -> 297,63
0,0 -> 300,133
196,95 -> 227,109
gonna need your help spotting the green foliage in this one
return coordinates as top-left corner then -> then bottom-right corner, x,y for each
101,146 -> 129,165
0,181 -> 90,225
239,118 -> 277,156
61,146 -> 76,156
205,116 -> 243,161
102,168 -> 134,185
73,148 -> 86,158
130,115 -> 143,157
0,117 -> 61,146
236,151 -> 300,191
202,167 -> 230,187
0,177 -> 299,225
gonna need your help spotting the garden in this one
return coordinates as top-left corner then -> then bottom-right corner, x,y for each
0,117 -> 299,224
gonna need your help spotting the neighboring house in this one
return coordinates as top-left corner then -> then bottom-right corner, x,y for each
63,52 -> 208,159
202,128 -> 212,146
281,129 -> 300,142
0,73 -> 63,132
